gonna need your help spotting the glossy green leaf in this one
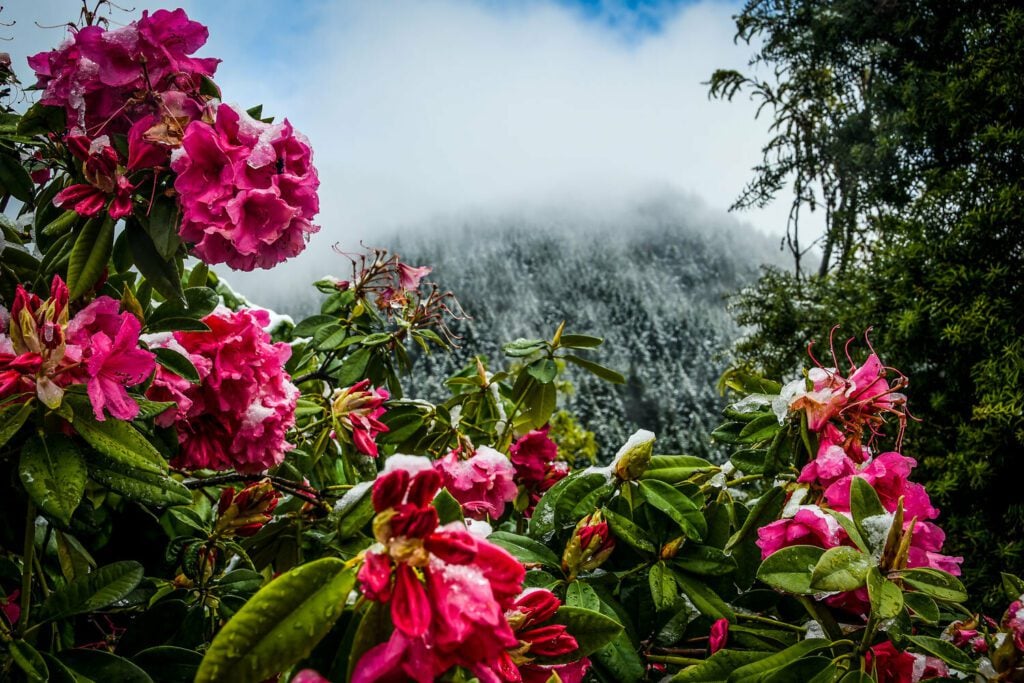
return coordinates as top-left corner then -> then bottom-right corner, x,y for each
900,567 -> 968,603
850,477 -> 885,531
671,650 -> 773,682
87,453 -> 192,507
565,580 -> 601,611
196,559 -> 355,683
66,395 -> 166,474
132,646 -> 202,683
757,545 -> 825,595
905,635 -> 976,672
336,482 -> 375,539
67,216 -> 115,299
0,401 -> 34,450
37,561 -> 145,622
867,566 -> 904,620
488,531 -> 561,570
552,605 -> 625,657
810,546 -> 870,592
726,486 -> 785,551
641,455 -> 716,484
127,220 -> 184,304
649,561 -> 679,611
19,434 -> 87,526
57,649 -> 153,682
529,469 -> 611,540
672,570 -> 736,621
0,150 -> 34,203
152,347 -> 200,383
726,639 -> 831,682
638,479 -> 707,541
146,287 -> 218,328
1002,572 -> 1024,602
557,334 -> 603,348
564,354 -> 626,384
10,640 -> 48,682
602,506 -> 656,553
902,591 -> 939,623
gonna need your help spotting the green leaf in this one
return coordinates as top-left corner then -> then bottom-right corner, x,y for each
900,567 -> 968,603
726,486 -> 786,551
153,347 -> 200,382
132,646 -> 202,683
641,455 -> 716,484
488,531 -> 561,569
503,338 -> 547,357
638,479 -> 707,541
673,544 -> 738,576
0,151 -> 34,203
37,561 -> 145,622
87,453 -> 192,507
57,649 -> 153,683
195,560 -> 355,683
866,566 -> 904,620
737,413 -> 781,444
19,434 -> 87,526
10,640 -> 49,682
905,635 -> 976,672
145,195 -> 183,260
529,469 -> 612,540
602,506 -> 656,553
67,216 -> 115,300
527,358 -> 558,383
672,650 -> 773,682
649,561 -> 678,611
850,477 -> 885,529
672,570 -> 736,621
902,591 -> 939,623
564,354 -> 626,384
346,601 -> 391,682
17,102 -> 66,136
810,546 -> 870,592
66,394 -> 166,474
1002,572 -> 1024,602
432,487 -> 464,524
726,639 -> 831,682
565,580 -> 601,610
146,287 -> 218,328
557,334 -> 603,348
0,401 -> 34,450
336,482 -> 375,539
552,605 -> 625,657
756,545 -> 825,595
292,314 -> 337,338
127,221 -> 184,304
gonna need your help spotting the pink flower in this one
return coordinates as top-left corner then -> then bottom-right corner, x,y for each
331,379 -> 389,457
397,262 -> 431,290
53,135 -> 135,219
756,506 -> 849,559
1003,600 -> 1024,651
824,452 -> 939,521
146,307 -> 298,473
353,467 -> 526,683
171,102 -> 319,271
797,425 -> 858,489
28,9 -> 217,135
291,671 -> 330,683
434,446 -> 518,520
66,297 -> 155,421
1,590 -> 19,626
709,618 -> 729,654
510,427 -> 559,488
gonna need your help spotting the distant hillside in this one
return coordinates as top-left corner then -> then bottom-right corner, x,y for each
261,194 -> 785,460
393,198 -> 784,460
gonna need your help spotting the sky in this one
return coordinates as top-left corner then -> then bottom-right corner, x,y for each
2,0 -> 809,291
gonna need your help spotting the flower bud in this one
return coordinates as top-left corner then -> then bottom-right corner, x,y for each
661,536 -> 685,560
331,379 -> 390,457
213,479 -> 280,538
612,429 -> 655,481
561,510 -> 615,579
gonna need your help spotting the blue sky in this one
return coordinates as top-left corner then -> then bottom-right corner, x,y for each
3,0 -> 807,297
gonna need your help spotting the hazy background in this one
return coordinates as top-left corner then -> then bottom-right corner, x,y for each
1,0 -> 816,299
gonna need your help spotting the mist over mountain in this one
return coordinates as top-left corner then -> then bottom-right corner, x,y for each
259,192 -> 786,460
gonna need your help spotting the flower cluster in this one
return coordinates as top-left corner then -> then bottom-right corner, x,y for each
354,457 -> 526,682
331,379 -> 389,457
27,10 -> 319,272
509,427 -> 569,516
171,102 -> 320,271
147,307 -> 298,473
0,276 -> 154,420
27,9 -> 218,135
758,340 -> 961,619
865,641 -> 948,683
434,446 -> 518,520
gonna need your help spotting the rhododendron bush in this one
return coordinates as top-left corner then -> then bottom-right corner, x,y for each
1,7 -> 1022,683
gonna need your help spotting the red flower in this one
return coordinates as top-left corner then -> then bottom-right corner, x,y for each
709,618 -> 729,654
331,379 -> 389,457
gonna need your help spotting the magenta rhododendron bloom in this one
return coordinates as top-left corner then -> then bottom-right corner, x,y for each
290,671 -> 329,683
331,379 -> 389,456
434,446 -> 518,520
756,506 -> 850,558
1003,600 -> 1024,651
27,9 -> 218,135
353,463 -> 527,683
797,426 -> 858,489
824,452 -> 940,522
865,641 -> 948,682
54,135 -> 135,219
709,618 -> 729,654
146,307 -> 298,473
510,427 -> 559,487
66,297 -> 155,420
171,102 -> 320,271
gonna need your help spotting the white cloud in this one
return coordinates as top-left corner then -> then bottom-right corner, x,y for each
4,0 -> 815,293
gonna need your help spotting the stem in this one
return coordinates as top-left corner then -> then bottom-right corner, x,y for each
736,612 -> 807,632
18,501 -> 36,638
797,595 -> 843,642
859,612 -> 878,652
